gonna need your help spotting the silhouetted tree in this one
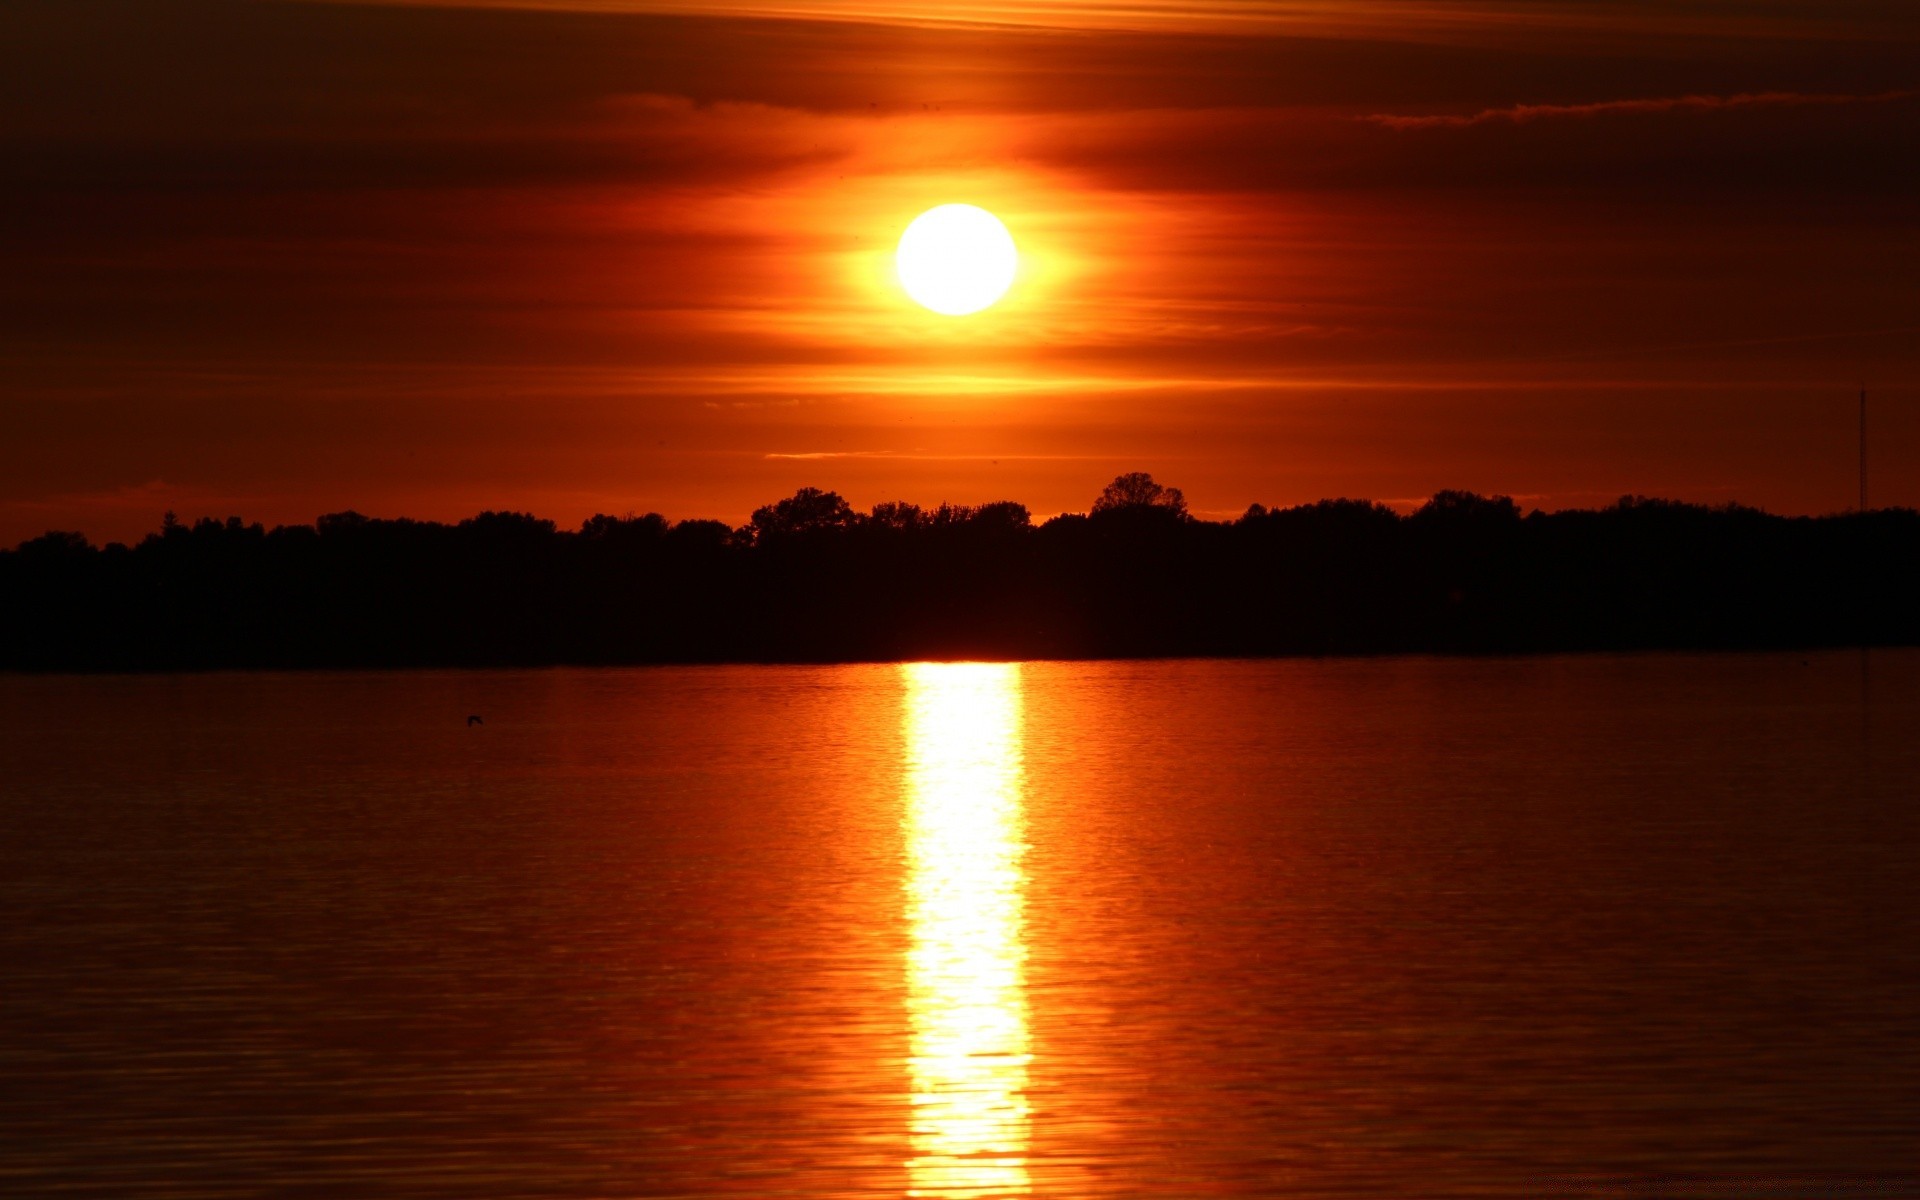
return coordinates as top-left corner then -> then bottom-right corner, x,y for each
971,501 -> 1032,530
581,512 -> 670,542
670,518 -> 732,547
1,486 -> 1915,669
1092,472 -> 1187,517
460,511 -> 555,538
15,531 -> 92,560
750,487 -> 856,541
1413,490 -> 1520,526
317,510 -> 371,537
868,501 -> 926,531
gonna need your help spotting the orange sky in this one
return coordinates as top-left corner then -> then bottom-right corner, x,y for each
3,0 -> 1918,543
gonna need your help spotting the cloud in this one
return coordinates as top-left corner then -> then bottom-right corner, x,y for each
761,451 -> 1107,460
1365,88 -> 1918,130
331,0 -> 1920,45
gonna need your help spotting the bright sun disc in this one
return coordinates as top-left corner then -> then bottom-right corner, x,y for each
896,204 -> 1018,316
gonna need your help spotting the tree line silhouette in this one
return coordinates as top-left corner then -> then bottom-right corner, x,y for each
3,474 -> 1915,669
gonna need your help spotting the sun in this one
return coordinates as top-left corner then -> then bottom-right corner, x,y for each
896,204 -> 1018,316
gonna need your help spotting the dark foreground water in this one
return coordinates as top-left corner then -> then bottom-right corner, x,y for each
3,653 -> 1917,1198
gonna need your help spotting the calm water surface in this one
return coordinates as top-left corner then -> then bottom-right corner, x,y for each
3,653 -> 1918,1197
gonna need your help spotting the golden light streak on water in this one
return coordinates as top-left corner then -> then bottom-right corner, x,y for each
901,662 -> 1032,1199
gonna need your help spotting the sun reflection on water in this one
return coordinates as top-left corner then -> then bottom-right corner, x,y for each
902,662 -> 1031,1199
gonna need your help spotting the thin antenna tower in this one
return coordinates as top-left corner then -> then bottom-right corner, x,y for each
1859,386 -> 1868,513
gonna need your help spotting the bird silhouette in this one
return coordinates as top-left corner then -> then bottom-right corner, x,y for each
467,714 -> 483,726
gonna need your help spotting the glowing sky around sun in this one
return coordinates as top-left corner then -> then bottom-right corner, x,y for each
1,0 -> 1916,542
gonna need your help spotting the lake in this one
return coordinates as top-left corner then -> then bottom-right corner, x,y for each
3,653 -> 1917,1197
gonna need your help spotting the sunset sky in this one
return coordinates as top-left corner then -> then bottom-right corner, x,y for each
4,0 -> 1917,544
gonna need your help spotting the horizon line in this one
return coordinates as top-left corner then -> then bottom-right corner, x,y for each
12,484 -> 1913,553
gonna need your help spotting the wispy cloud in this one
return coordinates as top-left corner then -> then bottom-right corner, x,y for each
1366,88 -> 1917,130
761,451 -> 1113,461
6,480 -> 255,515
331,0 -> 1907,43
